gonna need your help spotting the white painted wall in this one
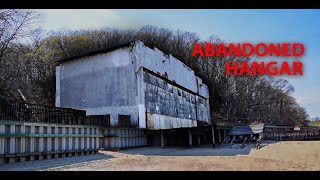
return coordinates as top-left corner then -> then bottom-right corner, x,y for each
56,40 -> 211,129
57,47 -> 139,126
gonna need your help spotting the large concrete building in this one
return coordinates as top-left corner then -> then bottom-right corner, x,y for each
56,40 -> 211,147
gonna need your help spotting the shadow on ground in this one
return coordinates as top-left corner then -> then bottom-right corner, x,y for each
0,141 -> 280,171
0,153 -> 114,171
259,140 -> 279,149
117,140 -> 279,157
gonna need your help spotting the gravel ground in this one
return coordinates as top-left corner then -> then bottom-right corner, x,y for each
0,153 -> 113,171
1,141 -> 319,171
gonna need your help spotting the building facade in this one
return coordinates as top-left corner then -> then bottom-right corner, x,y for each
56,40 -> 211,148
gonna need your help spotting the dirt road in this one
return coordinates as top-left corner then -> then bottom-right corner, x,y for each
1,141 -> 319,171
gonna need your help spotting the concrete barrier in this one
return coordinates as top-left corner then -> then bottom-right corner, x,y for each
263,132 -> 320,141
0,120 -> 102,164
102,127 -> 147,149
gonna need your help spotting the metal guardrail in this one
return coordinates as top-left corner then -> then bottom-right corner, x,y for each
0,99 -> 110,126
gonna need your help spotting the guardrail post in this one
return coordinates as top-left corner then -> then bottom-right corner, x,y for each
17,102 -> 22,121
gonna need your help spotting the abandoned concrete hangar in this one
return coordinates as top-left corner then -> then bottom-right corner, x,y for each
56,40 -> 211,148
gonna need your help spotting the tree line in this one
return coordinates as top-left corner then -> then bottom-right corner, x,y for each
0,10 -> 308,125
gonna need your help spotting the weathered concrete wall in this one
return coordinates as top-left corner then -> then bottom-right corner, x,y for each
143,72 -> 209,130
56,40 -> 211,129
196,96 -> 210,123
132,41 -> 210,98
56,66 -> 61,107
132,41 -> 211,129
146,113 -> 197,130
144,72 -> 197,119
136,67 -> 147,128
57,47 -> 139,126
0,120 -> 101,164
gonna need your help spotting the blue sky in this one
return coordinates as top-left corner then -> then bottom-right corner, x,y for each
40,9 -> 320,118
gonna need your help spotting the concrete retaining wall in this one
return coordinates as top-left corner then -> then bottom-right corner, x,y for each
263,132 -> 320,141
0,120 -> 102,164
102,128 -> 147,149
263,125 -> 320,141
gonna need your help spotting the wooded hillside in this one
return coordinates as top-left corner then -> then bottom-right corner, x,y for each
0,10 -> 308,126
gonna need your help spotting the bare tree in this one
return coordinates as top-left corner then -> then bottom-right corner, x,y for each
0,9 -> 40,63
0,9 -> 40,99
0,24 -> 308,125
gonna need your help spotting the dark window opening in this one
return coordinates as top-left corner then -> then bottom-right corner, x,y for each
87,115 -> 110,127
118,115 -> 131,127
